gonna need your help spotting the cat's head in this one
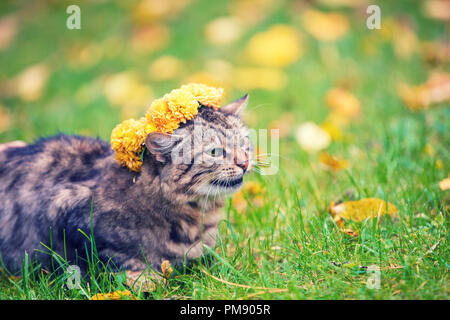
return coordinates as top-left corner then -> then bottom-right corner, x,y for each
144,94 -> 252,200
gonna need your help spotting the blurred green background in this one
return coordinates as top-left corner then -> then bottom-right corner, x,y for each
0,0 -> 448,144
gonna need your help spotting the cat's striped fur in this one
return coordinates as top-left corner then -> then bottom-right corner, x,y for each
0,97 -> 251,279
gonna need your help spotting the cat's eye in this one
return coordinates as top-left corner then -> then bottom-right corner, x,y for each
207,147 -> 225,157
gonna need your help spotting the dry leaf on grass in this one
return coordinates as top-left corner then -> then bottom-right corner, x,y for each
439,176 -> 450,191
245,25 -> 303,67
205,17 -> 243,46
131,24 -> 170,54
11,64 -> 50,102
330,198 -> 398,236
398,72 -> 450,111
422,0 -> 450,21
149,55 -> 183,81
301,9 -> 349,42
319,152 -> 349,171
0,15 -> 18,51
233,67 -> 287,91
102,72 -> 152,117
133,0 -> 190,23
91,290 -> 136,300
325,87 -> 361,118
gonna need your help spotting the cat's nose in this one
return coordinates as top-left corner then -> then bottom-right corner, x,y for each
234,150 -> 249,172
237,161 -> 249,172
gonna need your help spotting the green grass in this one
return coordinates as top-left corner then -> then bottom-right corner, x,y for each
0,0 -> 448,299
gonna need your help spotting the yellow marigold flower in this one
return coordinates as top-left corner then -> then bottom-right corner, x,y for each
111,83 -> 225,171
180,83 -> 224,109
165,89 -> 200,122
111,118 -> 149,172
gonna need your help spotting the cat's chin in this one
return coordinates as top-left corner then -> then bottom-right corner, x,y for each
196,176 -> 244,196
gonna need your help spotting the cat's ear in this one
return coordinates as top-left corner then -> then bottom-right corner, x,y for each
145,132 -> 176,163
220,94 -> 248,116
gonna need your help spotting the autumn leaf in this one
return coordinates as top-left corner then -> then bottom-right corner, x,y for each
229,0 -> 275,27
330,198 -> 398,236
133,0 -> 189,24
439,176 -> 450,191
325,87 -> 361,119
0,15 -> 18,51
422,41 -> 450,65
422,0 -> 450,21
131,24 -> 170,54
321,121 -> 343,141
205,17 -> 243,45
319,152 -> 349,171
301,9 -> 349,42
245,25 -> 303,67
149,55 -> 183,81
233,67 -> 287,91
12,64 -> 50,102
398,72 -> 450,111
102,72 -> 152,117
392,22 -> 419,60
91,290 -> 136,300
67,43 -> 103,69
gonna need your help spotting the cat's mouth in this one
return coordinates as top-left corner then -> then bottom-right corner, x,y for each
210,176 -> 243,190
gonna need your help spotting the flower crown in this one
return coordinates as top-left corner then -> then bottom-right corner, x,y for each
110,83 -> 225,171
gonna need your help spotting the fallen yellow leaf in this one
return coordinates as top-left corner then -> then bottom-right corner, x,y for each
131,24 -> 169,54
245,25 -> 303,67
319,152 -> 349,171
330,198 -> 398,236
102,72 -> 152,118
302,9 -> 349,42
325,87 -> 361,118
439,177 -> 450,191
13,64 -> 50,102
233,67 -> 287,91
330,198 -> 398,222
398,72 -> 450,111
0,15 -> 17,51
205,17 -> 243,45
149,55 -> 183,81
91,290 -> 136,300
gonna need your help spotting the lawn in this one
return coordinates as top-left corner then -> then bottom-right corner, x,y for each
0,0 -> 448,300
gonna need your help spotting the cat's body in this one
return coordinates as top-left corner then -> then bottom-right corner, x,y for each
0,99 -> 251,276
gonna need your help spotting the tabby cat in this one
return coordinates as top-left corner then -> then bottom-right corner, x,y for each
0,95 -> 251,284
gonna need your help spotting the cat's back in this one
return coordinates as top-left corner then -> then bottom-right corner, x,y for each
0,134 -> 113,271
0,134 -> 112,193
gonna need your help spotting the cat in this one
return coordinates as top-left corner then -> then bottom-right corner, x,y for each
0,94 -> 251,286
